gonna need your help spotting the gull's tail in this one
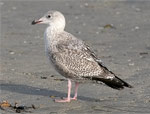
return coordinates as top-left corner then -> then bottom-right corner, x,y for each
94,60 -> 133,90
92,75 -> 133,90
100,76 -> 133,90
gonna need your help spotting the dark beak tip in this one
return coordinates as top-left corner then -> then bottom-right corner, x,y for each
31,20 -> 36,25
31,20 -> 42,25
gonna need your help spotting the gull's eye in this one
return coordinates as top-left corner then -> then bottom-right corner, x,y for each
46,15 -> 51,19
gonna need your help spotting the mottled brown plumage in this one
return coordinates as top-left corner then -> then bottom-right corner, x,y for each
32,10 -> 132,102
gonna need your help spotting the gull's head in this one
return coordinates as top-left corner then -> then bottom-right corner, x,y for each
32,10 -> 66,31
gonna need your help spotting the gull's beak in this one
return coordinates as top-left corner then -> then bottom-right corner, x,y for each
31,19 -> 43,25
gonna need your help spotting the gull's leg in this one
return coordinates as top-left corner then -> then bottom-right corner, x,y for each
71,82 -> 79,100
63,82 -> 79,101
55,79 -> 71,102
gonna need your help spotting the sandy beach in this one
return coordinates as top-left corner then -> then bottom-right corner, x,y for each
1,0 -> 150,113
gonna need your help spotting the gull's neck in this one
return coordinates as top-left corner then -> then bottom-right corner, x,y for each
45,25 -> 64,40
44,25 -> 64,51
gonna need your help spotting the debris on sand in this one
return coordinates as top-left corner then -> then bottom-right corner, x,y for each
103,24 -> 116,29
0,101 -> 36,113
0,101 -> 11,108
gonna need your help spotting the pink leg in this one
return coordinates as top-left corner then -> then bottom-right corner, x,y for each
72,82 -> 79,100
55,79 -> 72,102
63,82 -> 79,101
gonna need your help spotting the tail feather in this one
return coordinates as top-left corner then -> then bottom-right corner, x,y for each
92,76 -> 133,90
94,61 -> 133,90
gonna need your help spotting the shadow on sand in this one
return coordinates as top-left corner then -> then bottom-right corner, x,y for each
0,83 -> 102,102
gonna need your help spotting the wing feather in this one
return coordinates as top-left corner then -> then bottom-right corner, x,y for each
49,36 -> 109,80
48,32 -> 132,88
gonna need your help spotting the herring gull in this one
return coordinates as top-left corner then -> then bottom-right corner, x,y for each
32,10 -> 132,102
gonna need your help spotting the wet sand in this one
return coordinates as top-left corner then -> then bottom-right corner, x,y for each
1,1 -> 150,114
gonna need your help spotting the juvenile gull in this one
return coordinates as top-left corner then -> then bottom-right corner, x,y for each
32,10 -> 132,102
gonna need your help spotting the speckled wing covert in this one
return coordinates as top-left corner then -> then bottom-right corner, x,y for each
49,32 -> 132,89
